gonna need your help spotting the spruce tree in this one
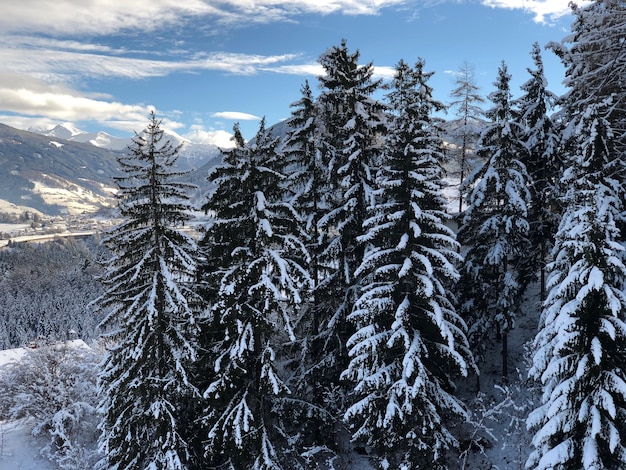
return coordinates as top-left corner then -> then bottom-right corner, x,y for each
515,42 -> 562,300
96,112 -> 202,470
527,102 -> 626,470
280,81 -> 340,455
341,59 -> 474,469
307,40 -> 386,422
458,62 -> 530,381
550,0 -> 626,231
283,80 -> 324,289
198,120 -> 312,469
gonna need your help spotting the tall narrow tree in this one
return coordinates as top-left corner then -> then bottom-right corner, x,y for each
458,62 -> 530,381
307,40 -> 386,421
199,120 -> 312,469
449,61 -> 485,214
527,101 -> 626,470
341,59 -> 474,469
283,80 -> 324,292
515,43 -> 562,301
550,0 -> 626,231
280,82 -> 339,455
96,112 -> 202,470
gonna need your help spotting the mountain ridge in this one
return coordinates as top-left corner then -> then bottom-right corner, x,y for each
0,122 -> 224,216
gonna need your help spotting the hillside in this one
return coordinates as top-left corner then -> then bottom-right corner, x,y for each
0,123 -> 122,215
0,123 -> 223,216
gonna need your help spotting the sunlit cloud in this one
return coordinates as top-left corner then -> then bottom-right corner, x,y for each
0,1 -> 411,36
0,0 -> 583,140
0,72 -> 154,131
183,125 -> 236,148
266,63 -> 325,76
211,111 -> 262,121
373,66 -> 397,79
0,43 -> 301,83
479,0 -> 590,23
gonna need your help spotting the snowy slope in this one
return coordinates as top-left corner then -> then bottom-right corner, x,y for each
0,419 -> 55,469
0,340 -> 92,470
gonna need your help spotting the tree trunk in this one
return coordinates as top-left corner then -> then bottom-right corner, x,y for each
502,331 -> 508,380
540,240 -> 546,302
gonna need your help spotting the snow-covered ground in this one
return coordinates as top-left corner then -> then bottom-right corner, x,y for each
0,340 -> 90,370
0,224 -> 32,236
0,341 -> 91,470
0,420 -> 55,469
459,281 -> 541,469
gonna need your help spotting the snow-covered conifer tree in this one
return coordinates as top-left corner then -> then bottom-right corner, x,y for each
515,43 -> 562,299
341,59 -> 475,469
305,40 -> 386,422
527,101 -> 626,470
550,0 -> 626,230
283,80 -> 324,287
458,62 -> 530,380
96,112 -> 202,470
199,119 -> 312,469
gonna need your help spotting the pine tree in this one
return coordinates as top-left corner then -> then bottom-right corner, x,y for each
306,40 -> 386,421
515,43 -> 562,300
458,62 -> 530,381
283,80 -> 324,290
280,81 -> 340,455
449,61 -> 485,214
550,0 -> 626,230
96,112 -> 202,470
527,101 -> 626,470
341,59 -> 474,469
198,120 -> 312,469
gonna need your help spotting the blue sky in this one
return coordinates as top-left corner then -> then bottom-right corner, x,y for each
0,0 -> 585,146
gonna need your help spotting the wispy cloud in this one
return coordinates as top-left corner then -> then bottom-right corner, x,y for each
479,0 -> 590,23
211,112 -> 262,121
266,63 -> 326,76
0,1 -> 411,36
0,38 -> 302,83
0,0 -> 581,141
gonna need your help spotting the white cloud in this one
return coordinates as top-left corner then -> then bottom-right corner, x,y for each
479,0 -> 590,23
211,112 -> 262,121
0,42 -> 301,83
0,1 -> 410,36
0,86 -> 149,123
269,63 -> 396,79
373,65 -> 397,79
267,63 -> 326,76
183,126 -> 236,148
0,72 -> 155,134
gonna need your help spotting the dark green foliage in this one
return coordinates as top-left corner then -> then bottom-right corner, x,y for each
341,59 -> 474,468
199,120 -> 311,469
458,62 -> 530,378
96,112 -> 202,470
527,101 -> 626,470
308,40 -> 387,415
515,43 -> 562,299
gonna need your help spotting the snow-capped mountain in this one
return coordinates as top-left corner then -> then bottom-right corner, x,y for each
33,123 -> 219,171
0,123 -> 225,216
35,123 -> 132,151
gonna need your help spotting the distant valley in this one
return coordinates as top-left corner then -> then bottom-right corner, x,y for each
0,122 -> 222,223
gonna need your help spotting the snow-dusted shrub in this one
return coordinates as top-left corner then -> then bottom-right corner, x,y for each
0,340 -> 101,469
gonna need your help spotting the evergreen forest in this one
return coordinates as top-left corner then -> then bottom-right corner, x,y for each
2,1 -> 626,469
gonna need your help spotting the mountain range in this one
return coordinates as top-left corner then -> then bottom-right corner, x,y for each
0,119 -> 476,218
0,123 -> 222,216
